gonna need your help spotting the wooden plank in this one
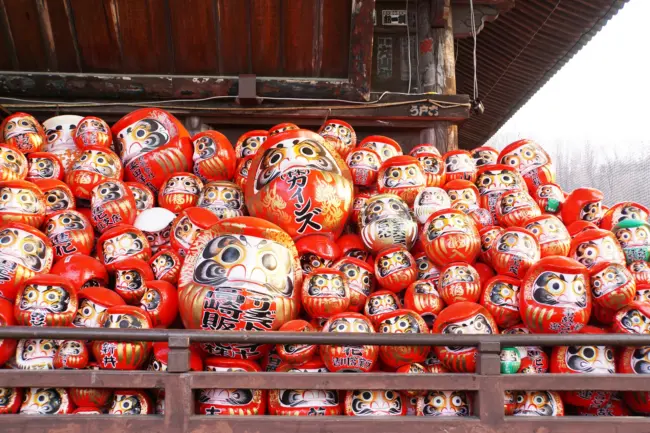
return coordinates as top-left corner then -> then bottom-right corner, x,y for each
34,0 -> 58,70
281,0 -> 315,76
0,0 -> 18,70
44,0 -> 81,71
218,0 -> 248,74
3,0 -> 47,70
321,0 -> 351,78
348,0 -> 375,99
168,0 -> 218,74
115,0 -> 171,73
250,0 -> 282,76
68,0 -> 121,71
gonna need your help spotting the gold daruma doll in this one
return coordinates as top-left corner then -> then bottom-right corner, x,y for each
245,129 -> 354,240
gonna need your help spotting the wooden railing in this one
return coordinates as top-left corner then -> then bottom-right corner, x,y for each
1,327 -> 649,433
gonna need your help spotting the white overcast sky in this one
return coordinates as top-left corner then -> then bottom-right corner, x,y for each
486,0 -> 649,159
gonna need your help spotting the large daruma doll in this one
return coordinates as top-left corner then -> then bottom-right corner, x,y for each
112,108 -> 192,194
498,139 -> 555,191
178,217 -> 301,359
520,256 -> 591,334
245,129 -> 353,240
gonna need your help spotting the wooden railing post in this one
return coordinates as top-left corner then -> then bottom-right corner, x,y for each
476,340 -> 504,426
167,336 -> 190,373
164,336 -> 193,433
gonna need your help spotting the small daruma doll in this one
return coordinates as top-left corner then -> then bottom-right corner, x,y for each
318,119 -> 356,158
139,280 -> 178,328
417,390 -> 473,417
178,217 -> 301,359
198,357 -> 266,416
197,181 -> 245,220
97,224 -> 151,272
134,207 -> 176,253
0,180 -> 46,228
374,247 -> 416,292
491,228 -> 540,279
295,234 -> 341,275
475,164 -> 526,219
498,139 -> 555,191
72,287 -> 125,328
0,143 -> 28,181
109,389 -> 153,415
533,183 -> 565,214
158,172 -> 203,213
35,179 -> 75,217
0,388 -> 22,414
113,258 -> 155,305
589,261 -> 636,310
562,187 -> 605,226
413,187 -> 451,225
320,312 -> 378,372
422,209 -> 480,267
1,113 -> 46,154
26,152 -> 64,181
90,179 -> 137,233
92,305 -> 153,370
0,222 -> 54,302
346,148 -> 381,187
520,256 -> 591,334
359,135 -> 402,162
601,202 -> 650,231
15,274 -> 77,327
513,391 -> 564,416
112,108 -> 192,194
364,290 -> 401,326
416,152 -> 446,188
65,146 -> 123,201
569,228 -> 625,269
613,219 -> 650,264
471,146 -> 499,167
331,256 -> 375,313
20,388 -> 72,415
444,150 -> 476,182
403,279 -> 444,325
169,206 -> 220,258
191,130 -> 236,183
358,194 -> 417,254
73,116 -> 112,149
43,210 -> 94,259
53,340 -> 89,369
480,275 -> 521,329
496,190 -> 541,227
235,130 -> 268,159
612,302 -> 650,334
433,302 -> 498,372
524,214 -> 570,258
245,129 -> 354,240
439,262 -> 481,305
344,390 -> 405,416
377,309 -> 430,369
377,156 -> 426,206
127,182 -> 155,214
276,320 -> 317,365
301,269 -> 350,319
149,248 -> 183,284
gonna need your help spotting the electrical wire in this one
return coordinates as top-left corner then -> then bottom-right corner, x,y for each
470,0 -> 479,102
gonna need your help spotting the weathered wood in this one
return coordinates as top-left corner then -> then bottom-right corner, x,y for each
282,0 -> 317,76
218,0 -> 249,75
453,4 -> 500,38
348,0 -> 375,100
321,0 -> 351,78
68,0 -> 121,71
419,0 -> 457,153
0,0 -> 18,70
34,0 -> 58,71
167,0 -> 219,74
45,0 -> 81,72
3,0 -> 48,70
250,0 -> 283,76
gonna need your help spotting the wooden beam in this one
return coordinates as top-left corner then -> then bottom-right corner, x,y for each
418,0 -> 458,153
348,0 -> 376,100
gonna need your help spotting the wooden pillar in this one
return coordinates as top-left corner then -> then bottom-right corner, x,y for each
418,0 -> 458,154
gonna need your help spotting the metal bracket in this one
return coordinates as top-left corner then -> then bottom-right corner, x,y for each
237,74 -> 262,106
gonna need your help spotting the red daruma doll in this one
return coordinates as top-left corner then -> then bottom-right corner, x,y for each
332,256 -> 375,313
158,172 -> 203,213
374,246 -> 416,293
301,269 -> 350,319
318,119 -> 356,158
524,214 -> 570,258
320,312 -> 378,372
422,209 -> 480,267
377,156 -> 426,206
498,139 -> 555,191
439,262 -> 481,305
1,113 -> 46,154
0,222 -> 54,302
112,108 -> 192,194
191,130 -> 236,183
43,210 -> 94,260
433,302 -> 499,372
377,309 -> 430,369
0,180 -> 46,228
14,274 -> 77,327
346,148 -> 381,187
589,261 -> 636,311
90,179 -> 137,233
276,320 -> 317,365
65,146 -> 123,201
73,116 -> 112,149
491,228 -> 540,279
480,275 -> 521,329
520,256 -> 591,334
92,305 -> 152,370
